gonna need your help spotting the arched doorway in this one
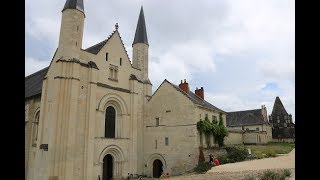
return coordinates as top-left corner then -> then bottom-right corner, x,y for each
105,106 -> 115,138
153,159 -> 163,178
103,154 -> 113,180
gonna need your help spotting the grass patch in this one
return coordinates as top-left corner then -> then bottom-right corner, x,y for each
246,142 -> 294,159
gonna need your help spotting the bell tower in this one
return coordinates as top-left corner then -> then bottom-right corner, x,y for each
58,0 -> 85,59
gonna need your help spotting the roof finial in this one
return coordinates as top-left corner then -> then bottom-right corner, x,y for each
115,23 -> 119,30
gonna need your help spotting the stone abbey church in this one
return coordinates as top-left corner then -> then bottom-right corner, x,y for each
25,0 -> 229,179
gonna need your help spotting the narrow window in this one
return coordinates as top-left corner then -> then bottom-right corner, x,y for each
77,26 -> 79,31
156,118 -> 159,126
32,111 -> 40,146
205,113 -> 208,119
114,70 -> 118,80
76,41 -> 77,46
120,58 -> 122,66
155,140 -> 157,149
106,53 -> 108,61
105,106 -> 115,138
165,137 -> 169,146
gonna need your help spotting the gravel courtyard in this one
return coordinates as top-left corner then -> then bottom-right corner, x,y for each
168,148 -> 295,180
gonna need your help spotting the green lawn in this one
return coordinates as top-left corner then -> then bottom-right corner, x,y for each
245,142 -> 295,159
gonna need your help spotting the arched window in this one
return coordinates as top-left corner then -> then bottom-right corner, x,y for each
32,111 -> 40,146
105,106 -> 115,138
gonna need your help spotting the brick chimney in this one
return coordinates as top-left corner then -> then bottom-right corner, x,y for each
195,87 -> 204,100
179,79 -> 189,93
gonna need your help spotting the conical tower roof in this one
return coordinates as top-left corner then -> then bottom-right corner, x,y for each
271,96 -> 288,115
62,0 -> 84,14
133,6 -> 148,45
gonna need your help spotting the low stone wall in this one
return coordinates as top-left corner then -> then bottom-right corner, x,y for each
203,148 -> 227,162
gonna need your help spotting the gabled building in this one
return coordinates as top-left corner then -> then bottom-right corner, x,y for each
144,79 -> 226,176
25,1 -> 227,179
225,105 -> 272,145
269,96 -> 295,142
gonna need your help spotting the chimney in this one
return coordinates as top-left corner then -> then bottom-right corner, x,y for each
179,79 -> 189,93
195,87 -> 204,100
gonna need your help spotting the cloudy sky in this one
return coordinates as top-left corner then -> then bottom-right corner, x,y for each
25,0 -> 295,121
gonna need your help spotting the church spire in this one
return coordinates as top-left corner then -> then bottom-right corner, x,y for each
133,6 -> 148,46
62,0 -> 84,14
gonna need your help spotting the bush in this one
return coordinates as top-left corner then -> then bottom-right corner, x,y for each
193,162 -> 213,173
245,175 -> 255,180
260,170 -> 277,180
283,169 -> 291,177
225,146 -> 249,162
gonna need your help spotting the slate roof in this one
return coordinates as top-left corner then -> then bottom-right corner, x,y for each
164,80 -> 225,113
133,6 -> 148,45
84,30 -> 117,54
226,109 -> 266,127
25,67 -> 49,99
271,96 -> 288,116
62,0 -> 84,14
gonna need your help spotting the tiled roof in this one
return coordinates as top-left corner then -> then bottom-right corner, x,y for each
226,109 -> 266,127
165,80 -> 225,113
25,67 -> 49,99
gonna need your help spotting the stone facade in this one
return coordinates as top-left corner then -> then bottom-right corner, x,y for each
269,96 -> 295,142
144,80 -> 226,176
25,1 -> 227,179
226,106 -> 273,145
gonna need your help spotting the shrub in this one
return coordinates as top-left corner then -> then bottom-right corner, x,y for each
225,146 -> 249,162
245,175 -> 255,180
218,155 -> 230,164
283,169 -> 291,177
193,162 -> 213,173
260,170 -> 277,180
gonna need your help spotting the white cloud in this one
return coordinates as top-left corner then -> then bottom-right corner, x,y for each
25,57 -> 50,76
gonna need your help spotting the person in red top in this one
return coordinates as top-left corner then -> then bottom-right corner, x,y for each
213,157 -> 220,166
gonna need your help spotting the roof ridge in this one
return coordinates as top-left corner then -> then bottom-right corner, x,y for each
84,30 -> 117,54
228,109 -> 261,113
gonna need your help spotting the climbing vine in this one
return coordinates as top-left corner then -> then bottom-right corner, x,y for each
196,113 -> 229,147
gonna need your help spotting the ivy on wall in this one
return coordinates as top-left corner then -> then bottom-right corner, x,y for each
196,113 -> 229,147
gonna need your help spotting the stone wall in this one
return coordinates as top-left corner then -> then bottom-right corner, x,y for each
224,131 -> 243,145
203,148 -> 227,162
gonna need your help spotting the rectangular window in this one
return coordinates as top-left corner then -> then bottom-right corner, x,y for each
256,127 -> 259,131
109,65 -> 119,81
155,140 -> 157,149
120,58 -> 122,66
165,137 -> 169,146
156,118 -> 159,126
106,53 -> 108,61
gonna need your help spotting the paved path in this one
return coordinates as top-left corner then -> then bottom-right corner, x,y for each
168,148 -> 295,180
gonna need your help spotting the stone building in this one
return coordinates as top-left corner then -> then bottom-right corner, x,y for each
25,0 -> 227,179
269,96 -> 295,142
144,79 -> 226,176
225,105 -> 272,145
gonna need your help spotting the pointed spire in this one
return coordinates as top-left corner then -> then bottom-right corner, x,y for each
133,6 -> 149,45
62,0 -> 84,14
271,96 -> 288,115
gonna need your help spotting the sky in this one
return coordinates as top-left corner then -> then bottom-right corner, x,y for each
25,0 -> 295,122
